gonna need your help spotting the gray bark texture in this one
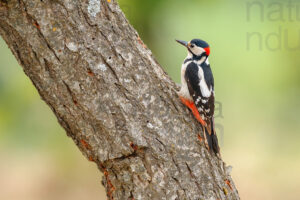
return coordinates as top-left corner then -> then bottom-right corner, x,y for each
0,0 -> 240,199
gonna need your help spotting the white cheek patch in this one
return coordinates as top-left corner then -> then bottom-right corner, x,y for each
191,46 -> 205,56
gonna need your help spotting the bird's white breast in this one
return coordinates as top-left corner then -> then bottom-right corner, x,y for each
178,55 -> 212,100
178,60 -> 193,101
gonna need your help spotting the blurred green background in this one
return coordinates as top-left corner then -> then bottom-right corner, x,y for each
1,0 -> 300,199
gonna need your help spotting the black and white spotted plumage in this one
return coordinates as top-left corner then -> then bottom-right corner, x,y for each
177,39 -> 219,154
185,61 -> 215,122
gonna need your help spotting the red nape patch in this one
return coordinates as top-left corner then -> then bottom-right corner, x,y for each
204,47 -> 210,56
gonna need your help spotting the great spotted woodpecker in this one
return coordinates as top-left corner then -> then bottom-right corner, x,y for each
176,39 -> 219,154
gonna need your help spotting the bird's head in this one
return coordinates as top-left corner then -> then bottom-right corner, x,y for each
176,39 -> 210,57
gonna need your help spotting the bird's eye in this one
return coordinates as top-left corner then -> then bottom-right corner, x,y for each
190,44 -> 195,48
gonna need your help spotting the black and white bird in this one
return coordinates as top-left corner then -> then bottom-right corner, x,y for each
176,39 -> 219,154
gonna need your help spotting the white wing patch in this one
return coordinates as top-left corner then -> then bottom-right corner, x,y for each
198,67 -> 212,98
201,99 -> 207,103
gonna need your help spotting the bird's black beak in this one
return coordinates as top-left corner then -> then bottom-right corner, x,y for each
176,40 -> 189,47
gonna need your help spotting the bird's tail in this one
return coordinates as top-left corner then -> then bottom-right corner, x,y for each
204,118 -> 220,154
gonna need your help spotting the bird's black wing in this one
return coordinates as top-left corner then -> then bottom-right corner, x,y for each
184,62 -> 215,122
185,62 -> 219,154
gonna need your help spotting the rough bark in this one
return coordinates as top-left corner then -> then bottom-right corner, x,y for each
0,0 -> 239,199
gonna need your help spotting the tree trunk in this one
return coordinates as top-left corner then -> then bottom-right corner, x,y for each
0,0 -> 239,199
